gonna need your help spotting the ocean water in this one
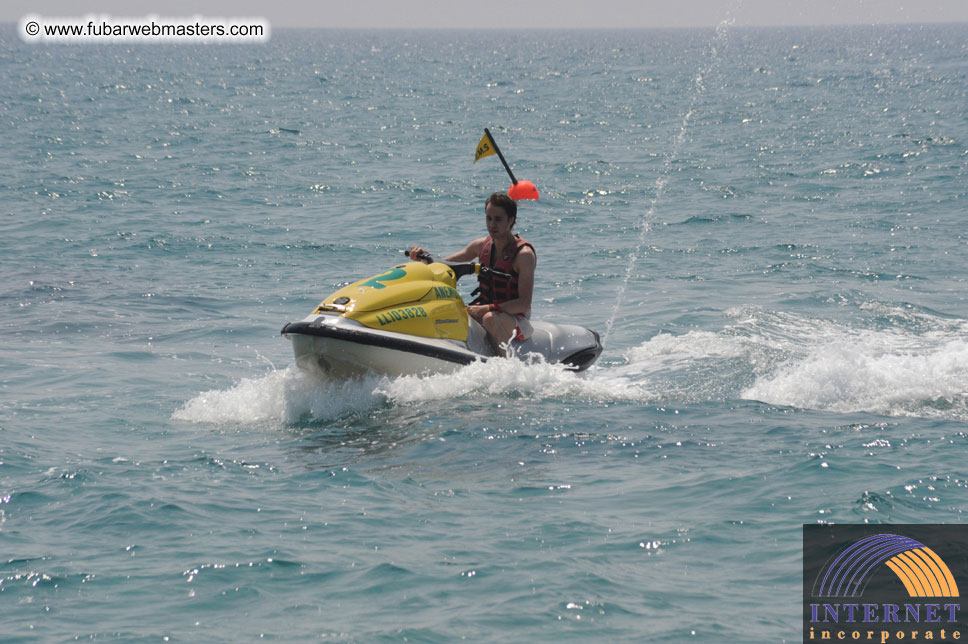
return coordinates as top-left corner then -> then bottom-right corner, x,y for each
2,22 -> 968,642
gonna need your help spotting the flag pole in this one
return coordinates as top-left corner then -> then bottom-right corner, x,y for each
484,128 -> 518,185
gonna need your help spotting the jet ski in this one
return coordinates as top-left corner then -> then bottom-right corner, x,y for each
281,252 -> 603,378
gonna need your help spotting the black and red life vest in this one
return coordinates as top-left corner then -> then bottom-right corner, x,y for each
471,234 -> 535,305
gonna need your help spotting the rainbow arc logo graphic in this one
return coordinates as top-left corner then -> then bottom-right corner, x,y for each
814,534 -> 960,598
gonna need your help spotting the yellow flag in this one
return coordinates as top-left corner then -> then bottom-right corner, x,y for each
474,133 -> 495,163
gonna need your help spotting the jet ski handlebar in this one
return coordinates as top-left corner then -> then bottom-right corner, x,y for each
401,250 -> 511,281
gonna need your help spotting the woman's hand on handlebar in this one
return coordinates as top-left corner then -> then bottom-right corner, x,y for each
407,246 -> 430,263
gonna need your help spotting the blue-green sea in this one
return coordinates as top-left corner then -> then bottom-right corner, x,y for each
2,23 -> 967,642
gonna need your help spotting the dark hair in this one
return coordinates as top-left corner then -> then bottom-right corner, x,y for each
485,192 -> 518,227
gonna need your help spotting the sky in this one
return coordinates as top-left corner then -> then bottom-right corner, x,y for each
6,0 -> 968,30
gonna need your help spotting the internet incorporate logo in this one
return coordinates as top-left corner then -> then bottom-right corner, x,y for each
803,526 -> 967,644
815,534 -> 959,599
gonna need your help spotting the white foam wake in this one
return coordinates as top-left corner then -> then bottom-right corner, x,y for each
172,367 -> 388,425
376,355 -> 652,405
172,358 -> 655,426
173,306 -> 968,425
619,306 -> 968,418
741,329 -> 968,417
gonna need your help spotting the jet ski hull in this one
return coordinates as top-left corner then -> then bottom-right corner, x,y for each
282,314 -> 480,378
282,313 -> 602,378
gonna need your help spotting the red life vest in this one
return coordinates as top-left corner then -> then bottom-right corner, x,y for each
473,234 -> 535,305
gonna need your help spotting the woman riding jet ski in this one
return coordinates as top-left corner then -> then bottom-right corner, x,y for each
281,192 -> 602,378
409,192 -> 535,358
